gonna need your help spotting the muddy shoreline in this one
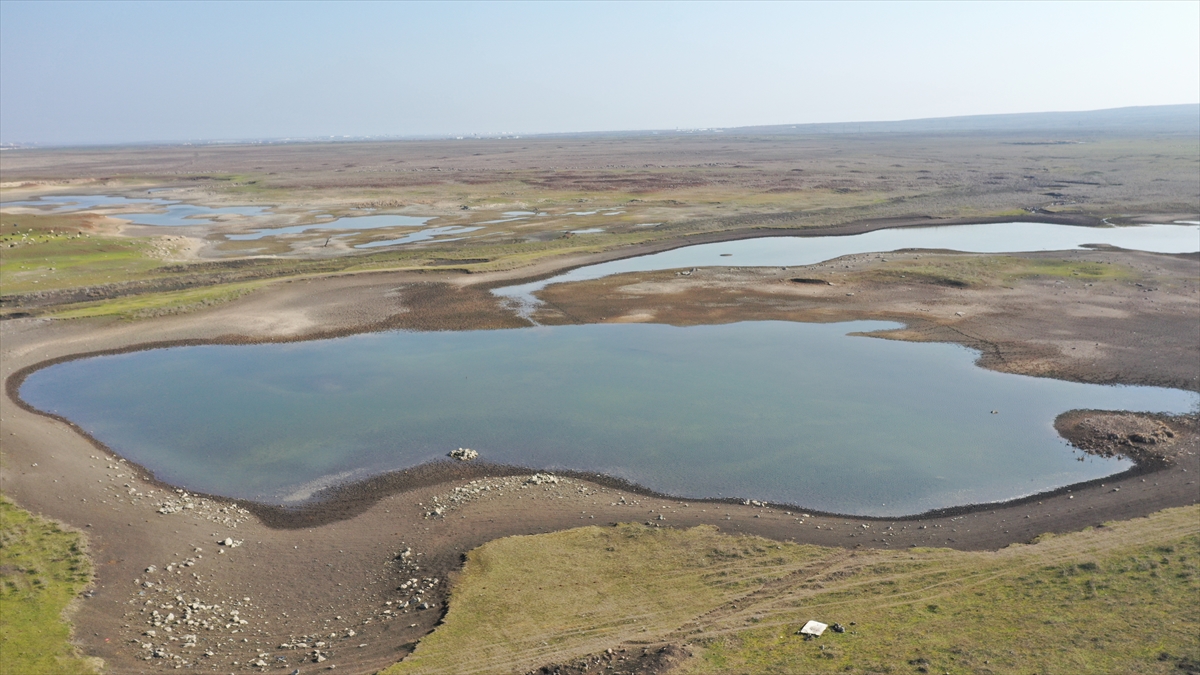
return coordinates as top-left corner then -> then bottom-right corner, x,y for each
249,445 -> 1193,530
4,241 -> 1193,532
3,216 -> 1197,675
9,340 -> 1190,528
5,217 -> 1197,530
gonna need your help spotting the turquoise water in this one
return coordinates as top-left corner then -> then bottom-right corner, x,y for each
20,321 -> 1197,515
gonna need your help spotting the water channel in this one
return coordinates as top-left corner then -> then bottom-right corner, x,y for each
495,221 -> 1200,316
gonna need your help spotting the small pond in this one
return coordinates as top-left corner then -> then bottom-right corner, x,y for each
1,195 -> 465,248
1,194 -> 269,226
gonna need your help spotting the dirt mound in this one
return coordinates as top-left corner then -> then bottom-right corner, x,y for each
1056,411 -> 1191,465
528,644 -> 691,675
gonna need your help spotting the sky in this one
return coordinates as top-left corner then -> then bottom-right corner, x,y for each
1,1 -> 1197,146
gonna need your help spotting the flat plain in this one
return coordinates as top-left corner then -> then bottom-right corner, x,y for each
1,110 -> 1198,674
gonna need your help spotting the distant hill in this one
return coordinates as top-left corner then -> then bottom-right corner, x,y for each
732,104 -> 1199,136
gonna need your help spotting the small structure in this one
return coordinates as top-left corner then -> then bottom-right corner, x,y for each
448,447 -> 478,461
799,620 -> 828,637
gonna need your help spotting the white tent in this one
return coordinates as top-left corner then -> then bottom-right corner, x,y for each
799,620 -> 827,636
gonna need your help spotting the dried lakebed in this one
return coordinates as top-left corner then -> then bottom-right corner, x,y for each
18,320 -> 1197,517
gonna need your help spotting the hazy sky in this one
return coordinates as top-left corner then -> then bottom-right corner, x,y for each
1,1 -> 1197,145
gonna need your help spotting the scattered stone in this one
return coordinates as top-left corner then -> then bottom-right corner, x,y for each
1057,412 -> 1182,465
448,447 -> 479,461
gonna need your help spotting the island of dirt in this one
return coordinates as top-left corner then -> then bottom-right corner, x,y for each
2,224 -> 1198,674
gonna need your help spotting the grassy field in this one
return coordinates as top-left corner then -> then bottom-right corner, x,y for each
864,254 -> 1138,289
387,506 -> 1199,675
48,280 -> 269,320
0,497 -> 97,675
0,212 -> 167,294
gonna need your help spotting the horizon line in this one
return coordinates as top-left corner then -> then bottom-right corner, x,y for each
2,102 -> 1196,151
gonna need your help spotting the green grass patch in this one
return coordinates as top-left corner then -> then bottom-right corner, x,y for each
685,523 -> 1199,674
387,506 -> 1199,675
0,496 -> 97,675
386,524 -> 832,674
867,255 -> 1136,289
1007,258 -> 1138,282
50,280 -> 268,320
0,213 -> 167,293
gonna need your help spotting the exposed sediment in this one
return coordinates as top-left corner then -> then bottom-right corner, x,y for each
3,223 -> 1198,675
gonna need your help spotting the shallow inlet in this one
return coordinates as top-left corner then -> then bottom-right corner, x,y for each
19,321 -> 1197,516
493,221 -> 1200,317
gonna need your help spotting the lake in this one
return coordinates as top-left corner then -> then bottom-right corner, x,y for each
19,321 -> 1196,516
16,221 -> 1200,515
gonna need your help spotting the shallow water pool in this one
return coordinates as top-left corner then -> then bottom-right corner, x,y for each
1,194 -> 269,225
